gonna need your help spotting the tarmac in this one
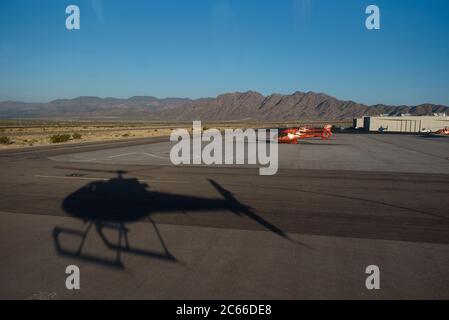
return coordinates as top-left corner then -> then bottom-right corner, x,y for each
0,133 -> 448,299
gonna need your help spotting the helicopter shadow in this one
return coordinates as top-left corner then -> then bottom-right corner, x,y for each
53,171 -> 289,269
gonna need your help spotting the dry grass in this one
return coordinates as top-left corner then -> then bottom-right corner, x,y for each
0,127 -> 174,149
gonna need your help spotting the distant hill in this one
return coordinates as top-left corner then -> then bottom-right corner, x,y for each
0,91 -> 447,121
0,96 -> 192,119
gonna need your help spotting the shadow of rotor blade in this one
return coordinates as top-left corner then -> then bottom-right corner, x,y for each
208,179 -> 237,202
208,179 -> 290,240
238,207 -> 290,240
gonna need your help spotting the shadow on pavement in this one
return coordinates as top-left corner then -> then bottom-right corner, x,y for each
53,171 -> 289,269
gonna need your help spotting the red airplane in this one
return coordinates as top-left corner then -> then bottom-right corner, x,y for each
278,124 -> 333,144
435,127 -> 449,136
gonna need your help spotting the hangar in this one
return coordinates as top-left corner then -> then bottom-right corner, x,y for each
353,114 -> 449,133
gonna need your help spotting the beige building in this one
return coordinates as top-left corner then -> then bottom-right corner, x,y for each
354,115 -> 449,133
353,117 -> 365,129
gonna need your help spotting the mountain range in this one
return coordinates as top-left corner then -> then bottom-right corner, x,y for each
1,91 -> 448,121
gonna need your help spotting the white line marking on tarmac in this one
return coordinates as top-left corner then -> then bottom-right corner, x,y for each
107,152 -> 141,159
34,175 -> 189,184
71,158 -> 98,162
1,138 -> 169,156
142,152 -> 170,159
106,152 -> 169,160
35,175 -> 109,181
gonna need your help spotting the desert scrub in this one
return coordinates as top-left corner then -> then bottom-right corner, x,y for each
50,134 -> 71,143
0,136 -> 12,144
72,133 -> 82,140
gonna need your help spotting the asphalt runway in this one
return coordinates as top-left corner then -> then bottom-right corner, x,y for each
0,133 -> 448,299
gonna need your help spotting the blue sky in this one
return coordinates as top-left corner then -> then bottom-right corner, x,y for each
1,0 -> 449,105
